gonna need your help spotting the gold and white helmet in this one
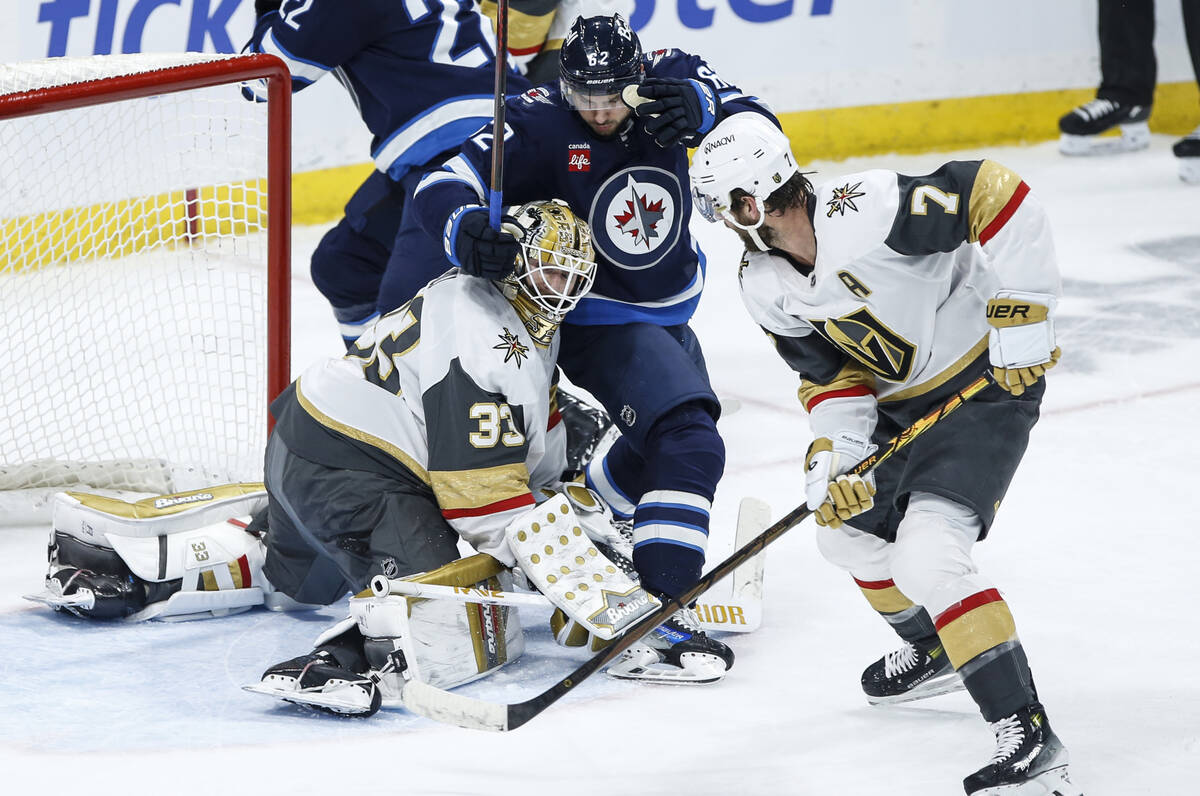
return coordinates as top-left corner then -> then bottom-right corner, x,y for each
501,199 -> 597,341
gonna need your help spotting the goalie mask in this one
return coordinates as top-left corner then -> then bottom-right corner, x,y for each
501,200 -> 596,346
690,114 -> 800,251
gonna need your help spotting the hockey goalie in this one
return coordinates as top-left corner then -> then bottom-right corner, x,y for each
26,200 -> 734,716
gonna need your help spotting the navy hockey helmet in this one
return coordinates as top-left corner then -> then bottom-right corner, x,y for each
559,14 -> 644,110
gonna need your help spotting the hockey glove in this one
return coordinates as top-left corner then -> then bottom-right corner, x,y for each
627,78 -> 722,148
986,290 -> 1061,396
444,205 -> 521,281
805,433 -> 877,529
254,0 -> 283,17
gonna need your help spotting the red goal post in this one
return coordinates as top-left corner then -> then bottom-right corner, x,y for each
0,53 -> 292,522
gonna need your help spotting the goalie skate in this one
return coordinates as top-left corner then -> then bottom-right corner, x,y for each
243,650 -> 383,717
606,607 -> 734,685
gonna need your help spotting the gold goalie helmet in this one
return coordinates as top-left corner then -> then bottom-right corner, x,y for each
501,199 -> 597,344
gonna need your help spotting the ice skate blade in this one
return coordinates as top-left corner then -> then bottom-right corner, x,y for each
243,681 -> 376,716
1059,122 -> 1149,156
606,647 -> 728,685
969,764 -> 1082,796
865,672 -> 965,706
1179,157 -> 1200,184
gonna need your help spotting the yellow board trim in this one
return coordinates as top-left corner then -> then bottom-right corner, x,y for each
1,181 -> 267,275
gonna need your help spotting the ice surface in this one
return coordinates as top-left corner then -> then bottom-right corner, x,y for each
2,139 -> 1198,795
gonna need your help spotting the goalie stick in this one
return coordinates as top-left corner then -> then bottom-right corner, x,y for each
400,374 -> 993,731
370,496 -> 771,633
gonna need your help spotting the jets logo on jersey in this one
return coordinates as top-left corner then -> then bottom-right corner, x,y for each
589,167 -> 683,270
521,87 -> 554,106
826,182 -> 867,217
494,327 -> 529,367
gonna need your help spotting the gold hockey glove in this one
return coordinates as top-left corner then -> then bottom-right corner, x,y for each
986,290 -> 1060,396
805,436 -> 877,529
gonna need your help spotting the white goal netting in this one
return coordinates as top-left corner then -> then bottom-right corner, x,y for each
0,53 -> 289,522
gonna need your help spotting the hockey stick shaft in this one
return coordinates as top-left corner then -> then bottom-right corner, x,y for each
403,374 -> 992,731
371,576 -> 551,608
488,0 -> 508,229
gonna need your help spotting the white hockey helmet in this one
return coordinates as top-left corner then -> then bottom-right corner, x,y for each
690,113 -> 799,244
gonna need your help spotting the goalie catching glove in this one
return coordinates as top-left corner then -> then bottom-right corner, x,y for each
986,290 -> 1062,396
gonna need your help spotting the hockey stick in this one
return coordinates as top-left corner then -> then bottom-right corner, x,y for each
487,0 -> 509,229
401,374 -> 993,731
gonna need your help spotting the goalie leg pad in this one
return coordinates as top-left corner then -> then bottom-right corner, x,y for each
26,485 -> 275,621
506,494 -> 660,640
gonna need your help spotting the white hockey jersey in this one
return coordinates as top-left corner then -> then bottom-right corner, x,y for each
288,272 -> 566,565
738,160 -> 1060,410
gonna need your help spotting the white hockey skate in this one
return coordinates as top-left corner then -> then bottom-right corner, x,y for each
606,606 -> 734,685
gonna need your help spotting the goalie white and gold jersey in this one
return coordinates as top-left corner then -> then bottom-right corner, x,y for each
287,271 -> 566,565
737,160 -> 1061,406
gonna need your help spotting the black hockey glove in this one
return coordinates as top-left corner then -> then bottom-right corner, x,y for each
628,78 -> 723,149
447,206 -> 521,281
255,0 -> 283,18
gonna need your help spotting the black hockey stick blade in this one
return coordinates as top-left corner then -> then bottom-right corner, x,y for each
401,374 -> 992,731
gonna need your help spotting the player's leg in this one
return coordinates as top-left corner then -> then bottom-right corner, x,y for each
310,170 -> 405,347
374,165 -> 457,314
1175,0 -> 1200,182
813,452 -> 963,706
262,433 -> 461,604
1059,0 -> 1155,154
559,321 -> 734,680
886,379 -> 1079,795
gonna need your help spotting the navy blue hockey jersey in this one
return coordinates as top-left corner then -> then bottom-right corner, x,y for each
244,0 -> 529,181
412,47 -> 776,326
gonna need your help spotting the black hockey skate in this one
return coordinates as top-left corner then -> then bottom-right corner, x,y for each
245,650 -> 382,717
1174,125 -> 1200,184
963,703 -> 1082,795
607,606 -> 735,685
1058,98 -> 1150,155
861,638 -> 964,705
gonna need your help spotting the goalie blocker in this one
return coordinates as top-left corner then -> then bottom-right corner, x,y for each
24,484 -> 311,621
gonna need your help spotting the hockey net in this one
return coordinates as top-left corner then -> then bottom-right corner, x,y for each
0,53 -> 291,524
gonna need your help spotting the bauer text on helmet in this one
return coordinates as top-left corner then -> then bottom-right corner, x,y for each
559,14 -> 644,112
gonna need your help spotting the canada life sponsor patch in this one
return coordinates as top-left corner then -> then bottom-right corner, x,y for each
568,142 -> 590,172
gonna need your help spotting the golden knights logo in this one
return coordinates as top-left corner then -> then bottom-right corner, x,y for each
819,308 -> 916,382
826,181 -> 867,217
493,327 -> 530,367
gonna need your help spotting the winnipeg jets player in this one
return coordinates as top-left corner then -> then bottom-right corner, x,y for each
406,13 -> 777,681
690,114 -> 1081,796
243,0 -> 531,343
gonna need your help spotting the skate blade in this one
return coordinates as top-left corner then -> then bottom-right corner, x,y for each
242,682 -> 375,716
865,673 -> 966,706
23,589 -> 94,612
606,648 -> 727,685
970,763 -> 1082,796
1059,123 -> 1149,156
1179,157 -> 1200,184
